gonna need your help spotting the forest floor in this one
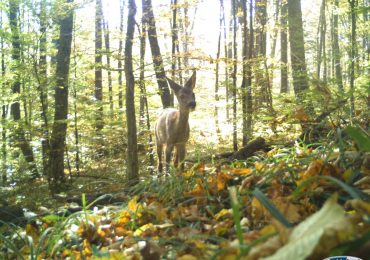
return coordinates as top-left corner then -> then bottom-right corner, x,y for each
1,126 -> 370,259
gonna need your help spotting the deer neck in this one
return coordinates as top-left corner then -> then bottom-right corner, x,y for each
176,106 -> 190,134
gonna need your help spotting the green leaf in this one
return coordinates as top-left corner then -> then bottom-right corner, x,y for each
264,195 -> 353,260
346,126 -> 370,152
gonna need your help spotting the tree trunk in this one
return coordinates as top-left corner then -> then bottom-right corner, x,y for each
104,20 -> 113,114
287,0 -> 310,102
246,0 -> 254,142
214,1 -> 222,139
241,0 -> 248,145
219,0 -> 229,123
95,0 -> 104,130
170,0 -> 178,106
48,0 -> 74,191
232,0 -> 238,152
142,0 -> 171,108
280,0 -> 288,93
316,0 -> 327,82
348,0 -> 358,118
8,0 -> 39,178
1,12 -> 7,183
332,0 -> 343,91
118,1 -> 125,110
125,0 -> 139,183
138,19 -> 155,171
72,17 -> 80,176
38,0 -> 50,176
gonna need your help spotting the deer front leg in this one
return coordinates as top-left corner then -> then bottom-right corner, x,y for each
173,147 -> 179,167
165,144 -> 174,173
156,143 -> 163,173
176,144 -> 186,171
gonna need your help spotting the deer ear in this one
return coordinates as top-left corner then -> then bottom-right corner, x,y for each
166,77 -> 182,93
185,70 -> 196,89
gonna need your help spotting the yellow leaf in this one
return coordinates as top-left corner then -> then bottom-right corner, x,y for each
230,168 -> 253,175
259,224 -> 277,236
214,208 -> 232,220
343,169 -> 353,182
177,254 -> 198,260
128,196 -> 140,212
134,223 -> 156,236
255,162 -> 265,172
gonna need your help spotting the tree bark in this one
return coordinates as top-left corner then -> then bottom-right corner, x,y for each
332,0 -> 343,91
118,1 -> 125,110
95,0 -> 104,130
348,0 -> 358,118
287,0 -> 310,102
214,1 -> 222,139
38,0 -> 50,176
232,0 -> 238,152
125,0 -> 139,183
1,12 -> 7,183
170,0 -> 178,106
48,0 -> 74,191
280,0 -> 288,93
142,0 -> 171,108
104,20 -> 113,114
8,0 -> 39,178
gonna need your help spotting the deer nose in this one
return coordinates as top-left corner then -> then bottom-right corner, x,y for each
188,101 -> 196,109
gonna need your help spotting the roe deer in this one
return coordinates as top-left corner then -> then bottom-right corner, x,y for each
155,71 -> 197,173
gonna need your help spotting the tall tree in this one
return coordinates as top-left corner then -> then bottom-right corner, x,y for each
170,0 -> 179,106
348,0 -> 358,117
241,0 -> 253,145
48,0 -> 74,191
232,0 -> 238,151
316,0 -> 327,82
1,11 -> 7,183
118,0 -> 125,110
38,0 -> 50,175
142,0 -> 171,108
280,0 -> 288,93
125,0 -> 139,183
332,0 -> 343,91
214,0 -> 222,138
8,0 -> 39,178
95,0 -> 103,130
287,0 -> 310,102
104,20 -> 113,114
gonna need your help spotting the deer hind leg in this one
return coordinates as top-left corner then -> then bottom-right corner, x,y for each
176,144 -> 186,171
173,146 -> 179,167
156,143 -> 163,173
165,144 -> 174,173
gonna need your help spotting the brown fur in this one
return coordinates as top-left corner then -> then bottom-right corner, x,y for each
155,71 -> 196,173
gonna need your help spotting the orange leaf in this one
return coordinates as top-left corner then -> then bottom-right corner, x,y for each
230,168 -> 253,175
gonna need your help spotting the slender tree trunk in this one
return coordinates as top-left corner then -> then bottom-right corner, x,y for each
220,0 -> 229,121
287,0 -> 310,101
48,0 -> 74,191
118,1 -> 125,110
72,17 -> 80,176
246,0 -> 254,141
142,0 -> 171,108
104,20 -> 113,114
125,0 -> 139,183
1,12 -> 7,183
232,0 -> 238,152
214,1 -> 222,139
38,0 -> 50,176
170,0 -> 178,106
316,0 -> 327,82
348,0 -> 357,118
8,0 -> 39,178
138,20 -> 155,171
332,0 -> 343,91
138,22 -> 146,128
271,0 -> 280,58
95,0 -> 104,130
241,0 -> 249,145
280,0 -> 288,93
